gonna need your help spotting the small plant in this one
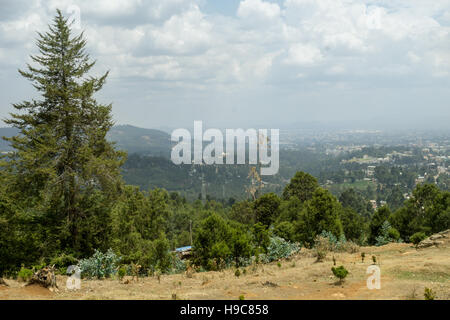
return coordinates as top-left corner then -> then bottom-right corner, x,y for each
332,256 -> 336,266
424,287 -> 436,300
262,236 -> 300,263
372,255 -> 377,265
117,266 -> 127,281
77,248 -> 120,279
331,266 -> 349,284
316,250 -> 326,262
155,269 -> 162,284
361,252 -> 365,263
235,269 -> 241,277
291,261 -> 296,268
239,295 -> 245,300
410,232 -> 427,248
18,266 -> 33,282
277,262 -> 282,268
242,268 -> 247,275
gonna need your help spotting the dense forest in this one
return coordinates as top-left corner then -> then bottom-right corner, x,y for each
0,11 -> 449,279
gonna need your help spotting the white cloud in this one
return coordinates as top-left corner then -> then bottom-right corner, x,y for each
1,0 -> 449,127
237,0 -> 281,22
284,43 -> 323,66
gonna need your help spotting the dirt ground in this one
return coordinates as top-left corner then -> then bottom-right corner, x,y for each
1,242 -> 449,300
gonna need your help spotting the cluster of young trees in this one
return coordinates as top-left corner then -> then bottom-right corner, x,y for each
0,11 -> 449,277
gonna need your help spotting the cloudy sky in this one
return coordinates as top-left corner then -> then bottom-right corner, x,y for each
0,0 -> 449,130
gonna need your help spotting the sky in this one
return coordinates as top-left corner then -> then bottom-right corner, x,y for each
0,0 -> 449,131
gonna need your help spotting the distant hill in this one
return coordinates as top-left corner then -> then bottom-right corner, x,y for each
0,125 -> 172,157
107,125 -> 171,157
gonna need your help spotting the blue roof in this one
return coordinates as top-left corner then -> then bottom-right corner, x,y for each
175,246 -> 192,252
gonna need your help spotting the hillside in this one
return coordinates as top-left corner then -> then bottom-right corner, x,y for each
0,125 -> 171,156
1,234 -> 448,300
107,125 -> 171,157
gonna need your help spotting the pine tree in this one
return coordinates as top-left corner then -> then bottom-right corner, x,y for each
1,10 -> 126,256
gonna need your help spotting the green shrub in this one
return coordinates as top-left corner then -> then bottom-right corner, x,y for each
235,269 -> 241,277
77,249 -> 120,279
331,266 -> 349,284
361,252 -> 365,263
18,267 -> 33,282
261,236 -> 300,263
50,253 -> 78,272
410,232 -> 427,247
171,255 -> 187,274
424,287 -> 436,300
375,221 -> 399,246
239,295 -> 245,300
117,266 -> 127,280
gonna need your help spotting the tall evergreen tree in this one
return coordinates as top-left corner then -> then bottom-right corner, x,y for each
1,10 -> 126,256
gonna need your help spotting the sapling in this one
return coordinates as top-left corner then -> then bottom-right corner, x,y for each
331,266 -> 349,284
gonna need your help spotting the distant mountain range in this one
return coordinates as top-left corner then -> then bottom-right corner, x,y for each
0,125 -> 172,157
107,125 -> 171,157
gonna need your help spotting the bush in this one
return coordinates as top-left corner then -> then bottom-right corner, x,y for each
261,236 -> 300,263
171,255 -> 187,274
410,232 -> 427,247
117,266 -> 127,280
316,250 -> 326,262
375,221 -> 400,246
17,267 -> 33,282
77,249 -> 120,279
331,266 -> 349,284
50,253 -> 78,271
424,287 -> 436,300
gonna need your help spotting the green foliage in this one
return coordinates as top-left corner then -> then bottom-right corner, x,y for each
253,193 -> 281,226
361,252 -> 365,262
117,266 -> 127,280
17,267 -> 33,282
410,232 -> 427,247
331,266 -> 349,283
369,206 -> 392,245
1,10 -> 125,260
339,188 -> 373,219
171,255 -> 187,274
78,249 -> 120,279
390,184 -> 450,241
49,253 -> 78,270
252,222 -> 271,252
340,207 -> 366,243
282,171 -> 319,202
294,188 -> 343,246
235,269 -> 241,277
239,295 -> 245,300
229,201 -> 255,225
262,236 -> 300,263
424,287 -> 436,300
273,221 -> 295,242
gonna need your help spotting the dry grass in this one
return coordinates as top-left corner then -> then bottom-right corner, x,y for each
0,241 -> 449,300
